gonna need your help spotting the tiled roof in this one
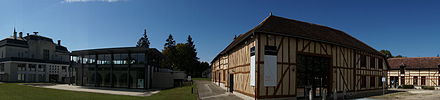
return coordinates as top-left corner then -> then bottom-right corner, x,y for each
388,57 -> 440,69
212,15 -> 384,62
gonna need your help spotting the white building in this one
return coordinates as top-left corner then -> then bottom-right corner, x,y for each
0,28 -> 71,83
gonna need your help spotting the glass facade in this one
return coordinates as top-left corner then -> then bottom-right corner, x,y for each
72,50 -> 157,89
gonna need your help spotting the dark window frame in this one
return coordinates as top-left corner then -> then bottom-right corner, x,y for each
370,57 -> 376,68
360,55 -> 367,67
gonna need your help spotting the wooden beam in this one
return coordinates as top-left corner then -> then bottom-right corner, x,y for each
273,66 -> 291,95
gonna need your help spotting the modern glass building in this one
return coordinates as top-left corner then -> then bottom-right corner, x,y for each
71,47 -> 163,89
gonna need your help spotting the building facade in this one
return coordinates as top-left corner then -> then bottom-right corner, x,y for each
211,15 -> 388,99
387,57 -> 440,88
71,47 -> 163,89
0,29 -> 71,83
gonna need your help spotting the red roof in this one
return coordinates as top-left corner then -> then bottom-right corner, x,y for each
212,15 -> 384,62
388,57 -> 440,69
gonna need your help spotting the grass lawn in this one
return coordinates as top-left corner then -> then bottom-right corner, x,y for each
192,78 -> 210,81
0,83 -> 197,100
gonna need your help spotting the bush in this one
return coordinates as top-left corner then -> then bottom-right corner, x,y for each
399,85 -> 414,89
422,86 -> 435,90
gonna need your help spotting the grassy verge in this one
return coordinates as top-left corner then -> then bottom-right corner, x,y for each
0,83 -> 197,100
192,78 -> 210,81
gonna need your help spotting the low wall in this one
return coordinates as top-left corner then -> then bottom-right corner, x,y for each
152,72 -> 174,89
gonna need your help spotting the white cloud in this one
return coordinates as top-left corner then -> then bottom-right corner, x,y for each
61,0 -> 124,3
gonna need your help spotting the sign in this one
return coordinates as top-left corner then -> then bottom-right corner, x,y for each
250,47 -> 256,86
188,76 -> 192,81
382,77 -> 386,82
264,46 -> 277,86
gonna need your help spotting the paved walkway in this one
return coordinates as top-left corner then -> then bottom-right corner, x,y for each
195,80 -> 242,100
28,84 -> 159,96
363,89 -> 440,100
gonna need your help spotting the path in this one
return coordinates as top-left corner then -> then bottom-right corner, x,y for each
28,84 -> 159,96
362,89 -> 440,100
195,80 -> 242,100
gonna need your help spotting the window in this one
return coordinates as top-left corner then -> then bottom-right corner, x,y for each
401,76 -> 405,85
98,54 -> 112,64
378,59 -> 383,69
370,57 -> 375,68
43,49 -> 50,60
130,53 -> 145,64
361,76 -> 366,88
0,63 -> 4,72
438,77 -> 440,86
413,76 -> 418,85
18,74 -> 25,81
29,64 -> 36,71
421,76 -> 426,85
360,55 -> 366,67
378,76 -> 383,87
113,54 -> 128,64
17,63 -> 26,71
38,65 -> 46,72
370,76 -> 375,87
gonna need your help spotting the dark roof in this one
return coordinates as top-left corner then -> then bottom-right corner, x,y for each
71,47 -> 161,56
24,35 -> 53,42
212,15 -> 384,63
0,38 -> 29,48
388,57 -> 440,69
56,46 -> 69,53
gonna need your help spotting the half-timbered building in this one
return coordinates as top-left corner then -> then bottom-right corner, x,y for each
387,57 -> 440,88
211,15 -> 388,99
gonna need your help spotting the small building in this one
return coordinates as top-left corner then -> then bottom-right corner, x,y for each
387,57 -> 440,88
71,47 -> 168,89
211,15 -> 388,99
0,29 -> 71,83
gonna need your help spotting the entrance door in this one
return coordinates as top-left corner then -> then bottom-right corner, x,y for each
229,74 -> 234,92
296,54 -> 331,99
390,76 -> 398,88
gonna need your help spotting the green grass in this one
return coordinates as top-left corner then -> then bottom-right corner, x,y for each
192,78 -> 210,81
0,83 -> 197,100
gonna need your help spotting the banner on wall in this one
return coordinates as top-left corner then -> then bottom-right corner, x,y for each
250,47 -> 256,86
264,46 -> 277,86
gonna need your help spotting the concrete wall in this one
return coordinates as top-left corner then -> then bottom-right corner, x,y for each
152,72 -> 174,89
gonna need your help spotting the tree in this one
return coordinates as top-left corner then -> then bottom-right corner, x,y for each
136,29 -> 150,48
162,34 -> 178,70
164,34 -> 176,48
160,34 -> 209,77
379,50 -> 393,58
394,55 -> 404,58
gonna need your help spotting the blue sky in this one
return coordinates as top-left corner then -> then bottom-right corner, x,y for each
1,0 -> 440,62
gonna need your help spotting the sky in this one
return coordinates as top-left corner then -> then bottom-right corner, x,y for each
1,0 -> 440,62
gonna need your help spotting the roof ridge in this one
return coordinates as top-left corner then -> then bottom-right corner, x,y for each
265,15 -> 383,56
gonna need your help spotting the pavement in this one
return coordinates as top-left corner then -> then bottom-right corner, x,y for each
360,89 -> 440,100
195,80 -> 242,100
27,84 -> 159,96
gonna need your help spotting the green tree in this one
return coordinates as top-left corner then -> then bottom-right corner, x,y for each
136,29 -> 150,48
394,55 -> 404,58
162,34 -> 177,69
379,49 -> 393,58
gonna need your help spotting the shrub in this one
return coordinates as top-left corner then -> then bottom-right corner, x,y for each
422,86 -> 435,90
399,85 -> 414,89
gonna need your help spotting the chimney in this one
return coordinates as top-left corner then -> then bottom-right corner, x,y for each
57,40 -> 61,46
19,32 -> 23,39
27,33 -> 29,36
33,32 -> 38,35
